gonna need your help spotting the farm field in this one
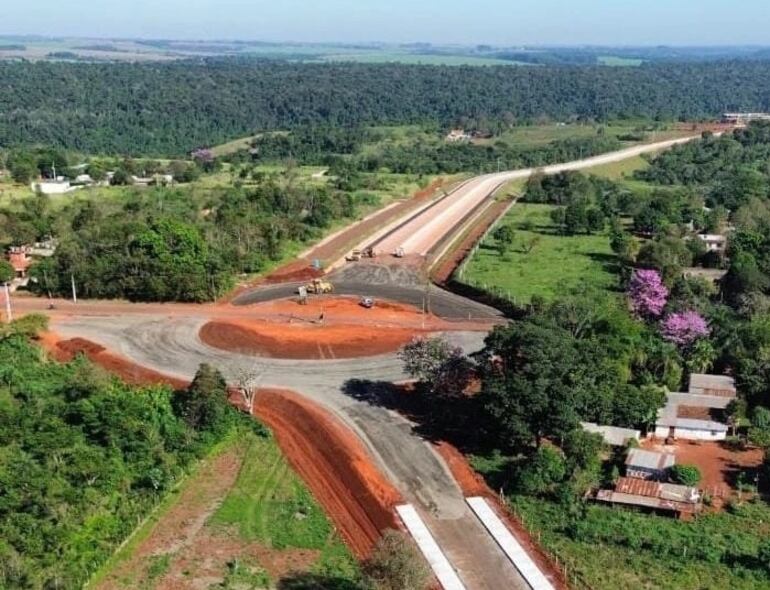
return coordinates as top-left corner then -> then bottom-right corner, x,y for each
91,431 -> 359,589
458,203 -> 618,303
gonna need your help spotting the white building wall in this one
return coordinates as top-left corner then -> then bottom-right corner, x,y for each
655,425 -> 726,441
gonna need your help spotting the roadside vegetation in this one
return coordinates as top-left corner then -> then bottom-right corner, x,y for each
0,117 -> 673,304
404,122 -> 770,589
0,317 -> 262,588
0,144 -> 439,302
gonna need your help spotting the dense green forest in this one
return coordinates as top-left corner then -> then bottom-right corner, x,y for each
2,60 -> 770,155
0,316 -> 258,588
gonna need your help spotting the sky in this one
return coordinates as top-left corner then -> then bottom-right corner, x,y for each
3,0 -> 770,46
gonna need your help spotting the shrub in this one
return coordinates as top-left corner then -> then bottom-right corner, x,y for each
670,464 -> 702,486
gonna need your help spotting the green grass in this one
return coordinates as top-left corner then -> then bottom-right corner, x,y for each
210,434 -> 358,577
458,203 -> 618,303
90,432 -> 359,588
509,495 -> 770,590
584,154 -> 650,180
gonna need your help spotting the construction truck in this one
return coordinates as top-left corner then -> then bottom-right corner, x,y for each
345,247 -> 375,262
393,247 -> 405,258
303,278 -> 334,294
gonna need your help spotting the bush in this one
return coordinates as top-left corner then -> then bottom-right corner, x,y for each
670,464 -> 702,486
363,529 -> 429,590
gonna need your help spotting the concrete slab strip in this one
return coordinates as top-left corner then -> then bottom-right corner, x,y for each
466,497 -> 555,590
395,504 -> 466,590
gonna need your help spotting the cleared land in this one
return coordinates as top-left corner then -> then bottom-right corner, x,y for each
459,203 -> 617,303
91,431 -> 358,589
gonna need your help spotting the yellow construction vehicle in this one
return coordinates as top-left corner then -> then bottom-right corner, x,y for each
304,278 -> 334,294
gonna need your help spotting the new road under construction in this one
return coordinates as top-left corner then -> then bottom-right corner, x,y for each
13,135 -> 705,590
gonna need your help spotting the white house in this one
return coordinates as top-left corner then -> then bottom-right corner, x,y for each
31,180 -> 80,195
655,390 -> 733,441
697,234 -> 727,253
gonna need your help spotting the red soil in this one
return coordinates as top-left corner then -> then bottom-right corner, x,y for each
253,389 -> 402,559
200,318 -> 424,359
644,439 -> 764,501
434,442 -> 569,590
261,259 -> 324,285
40,332 -> 189,389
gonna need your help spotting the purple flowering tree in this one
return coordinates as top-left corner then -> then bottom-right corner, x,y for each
191,148 -> 215,172
661,311 -> 710,347
191,148 -> 213,164
627,269 -> 668,318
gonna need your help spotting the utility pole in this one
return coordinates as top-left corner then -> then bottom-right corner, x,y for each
70,273 -> 77,304
3,282 -> 12,323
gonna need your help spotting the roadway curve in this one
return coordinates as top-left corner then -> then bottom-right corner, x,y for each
51,313 -> 530,590
370,135 -> 699,257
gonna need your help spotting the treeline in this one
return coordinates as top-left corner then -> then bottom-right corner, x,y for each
240,125 -> 622,175
1,176 -> 370,302
0,317 -> 260,588
2,60 -> 770,155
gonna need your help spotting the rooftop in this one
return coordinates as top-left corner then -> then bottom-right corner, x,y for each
626,449 -> 675,471
581,422 -> 640,447
689,373 -> 736,398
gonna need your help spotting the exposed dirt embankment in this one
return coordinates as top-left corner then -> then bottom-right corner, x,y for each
199,318 -> 424,360
41,333 -> 189,389
253,389 -> 402,559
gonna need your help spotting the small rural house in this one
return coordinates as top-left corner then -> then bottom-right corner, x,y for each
445,129 -> 471,142
31,180 -> 79,195
581,422 -> 641,447
696,234 -> 727,253
625,448 -> 675,481
655,392 -> 731,441
6,246 -> 32,280
596,477 -> 702,519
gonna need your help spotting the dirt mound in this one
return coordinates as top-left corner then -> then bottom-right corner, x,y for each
200,318 -> 424,359
253,389 -> 402,559
263,260 -> 324,285
42,333 -> 189,389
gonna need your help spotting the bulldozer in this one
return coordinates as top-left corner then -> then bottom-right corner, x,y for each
303,278 -> 334,294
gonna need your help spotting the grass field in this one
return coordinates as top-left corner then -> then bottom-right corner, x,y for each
91,431 -> 358,589
584,154 -> 650,180
458,203 -> 618,303
509,495 -> 770,590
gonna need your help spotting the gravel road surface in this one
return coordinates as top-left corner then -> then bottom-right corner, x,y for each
53,314 -> 527,589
